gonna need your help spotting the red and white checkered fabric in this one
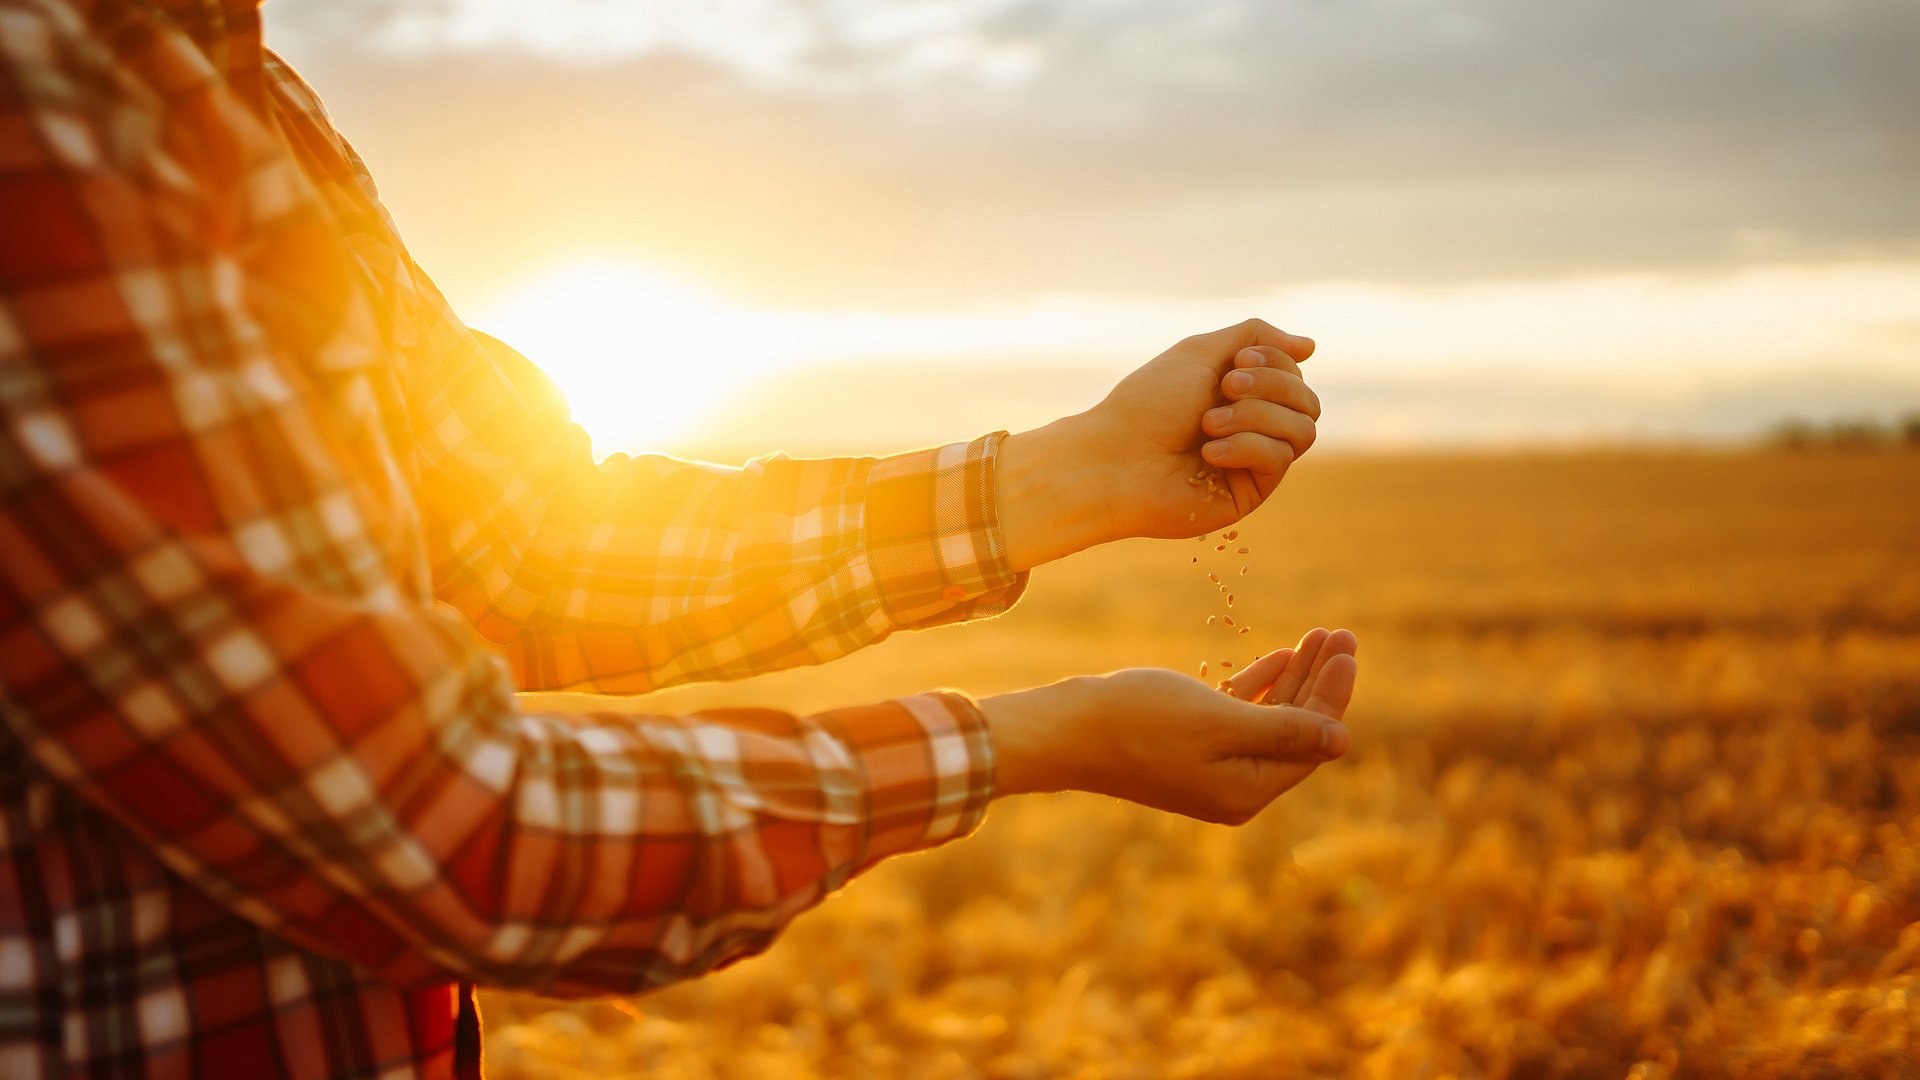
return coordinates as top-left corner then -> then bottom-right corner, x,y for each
0,0 -> 1026,1075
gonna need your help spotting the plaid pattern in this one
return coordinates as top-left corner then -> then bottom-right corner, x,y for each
0,0 -> 1026,1076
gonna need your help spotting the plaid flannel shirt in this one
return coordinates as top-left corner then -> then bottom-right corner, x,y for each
0,0 -> 1030,1076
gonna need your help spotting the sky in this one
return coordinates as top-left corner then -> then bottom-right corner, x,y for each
265,0 -> 1920,458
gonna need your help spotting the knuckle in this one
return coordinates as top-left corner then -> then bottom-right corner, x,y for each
1280,372 -> 1316,410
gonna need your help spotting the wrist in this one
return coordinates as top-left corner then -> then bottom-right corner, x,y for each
996,415 -> 1118,570
981,675 -> 1103,797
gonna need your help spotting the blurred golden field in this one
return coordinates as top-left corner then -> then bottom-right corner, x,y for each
487,448 -> 1920,1079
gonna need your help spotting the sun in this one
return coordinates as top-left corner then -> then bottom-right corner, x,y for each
476,260 -> 751,455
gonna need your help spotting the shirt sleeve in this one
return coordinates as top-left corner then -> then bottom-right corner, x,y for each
0,6 -> 994,997
412,327 -> 1030,695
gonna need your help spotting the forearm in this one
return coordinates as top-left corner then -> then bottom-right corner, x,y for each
444,691 -> 998,997
429,415 -> 1027,692
6,563 -> 996,995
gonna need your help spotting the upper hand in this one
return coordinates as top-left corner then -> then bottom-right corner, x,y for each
997,318 -> 1319,568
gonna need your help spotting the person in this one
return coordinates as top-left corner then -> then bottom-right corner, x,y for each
0,0 -> 1358,1076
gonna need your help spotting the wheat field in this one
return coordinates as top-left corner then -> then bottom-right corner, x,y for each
484,448 -> 1920,1079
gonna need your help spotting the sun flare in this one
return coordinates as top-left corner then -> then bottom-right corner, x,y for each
478,261 -> 752,453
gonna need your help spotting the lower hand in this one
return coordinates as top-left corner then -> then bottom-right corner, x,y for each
982,627 -> 1359,825
997,318 -> 1320,570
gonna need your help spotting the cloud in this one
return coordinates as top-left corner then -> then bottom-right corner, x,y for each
266,0 -> 1920,307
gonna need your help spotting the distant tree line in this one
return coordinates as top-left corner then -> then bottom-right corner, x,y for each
1767,411 -> 1920,449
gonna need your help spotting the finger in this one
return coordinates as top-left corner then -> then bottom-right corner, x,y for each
1295,627 -> 1357,705
1231,345 -> 1304,379
1201,399 -> 1318,457
1223,703 -> 1347,761
1223,366 -> 1320,420
1224,466 -> 1265,511
1302,653 -> 1358,721
1188,319 -> 1315,363
1223,647 -> 1293,702
1201,432 -> 1300,486
1269,627 -> 1329,706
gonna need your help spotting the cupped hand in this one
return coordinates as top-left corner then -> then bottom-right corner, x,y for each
983,627 -> 1358,825
1212,627 -> 1359,803
997,319 -> 1319,568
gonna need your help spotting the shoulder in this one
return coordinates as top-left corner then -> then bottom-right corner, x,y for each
262,48 -> 383,201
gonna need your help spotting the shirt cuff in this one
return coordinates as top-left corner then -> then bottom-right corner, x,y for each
818,691 -> 996,871
863,431 -> 1030,629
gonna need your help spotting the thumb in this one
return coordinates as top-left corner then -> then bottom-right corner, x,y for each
1221,701 -> 1349,762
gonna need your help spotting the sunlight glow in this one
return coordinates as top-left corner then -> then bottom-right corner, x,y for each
479,261 -> 753,451
476,258 -> 1920,457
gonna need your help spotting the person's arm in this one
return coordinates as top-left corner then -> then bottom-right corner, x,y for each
409,329 -> 1028,694
402,313 -> 1319,695
405,318 -> 1323,696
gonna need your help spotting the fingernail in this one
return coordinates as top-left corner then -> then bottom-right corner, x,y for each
1238,347 -> 1263,365
1203,440 -> 1226,461
1205,406 -> 1230,428
1319,722 -> 1350,757
1225,371 -> 1253,394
